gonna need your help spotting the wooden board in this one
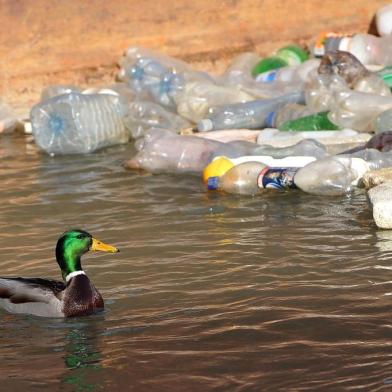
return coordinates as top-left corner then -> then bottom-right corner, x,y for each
0,0 -> 389,115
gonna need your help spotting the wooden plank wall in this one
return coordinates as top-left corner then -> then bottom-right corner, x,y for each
0,0 -> 389,113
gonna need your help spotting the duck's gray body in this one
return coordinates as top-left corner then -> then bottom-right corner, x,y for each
0,274 -> 104,318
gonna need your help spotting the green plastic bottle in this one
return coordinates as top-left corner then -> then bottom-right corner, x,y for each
252,45 -> 309,77
279,111 -> 340,131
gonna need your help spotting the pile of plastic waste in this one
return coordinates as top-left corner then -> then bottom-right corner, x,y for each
7,4 -> 392,226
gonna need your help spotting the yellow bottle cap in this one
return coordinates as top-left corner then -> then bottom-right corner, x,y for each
202,156 -> 235,184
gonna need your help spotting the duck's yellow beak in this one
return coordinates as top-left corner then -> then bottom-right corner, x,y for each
90,238 -> 120,253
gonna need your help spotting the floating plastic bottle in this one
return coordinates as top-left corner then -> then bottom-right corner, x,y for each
123,101 -> 191,139
279,111 -> 340,131
30,92 -> 128,155
203,154 -> 316,183
313,32 -> 392,66
197,91 -> 304,132
294,156 -> 370,196
124,128 -> 252,174
251,45 -> 309,76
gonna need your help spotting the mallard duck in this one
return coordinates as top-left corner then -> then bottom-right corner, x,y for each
0,229 -> 119,318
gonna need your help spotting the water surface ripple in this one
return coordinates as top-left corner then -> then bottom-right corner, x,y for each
0,135 -> 391,391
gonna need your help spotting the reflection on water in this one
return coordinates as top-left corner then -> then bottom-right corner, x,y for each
1,134 -> 392,390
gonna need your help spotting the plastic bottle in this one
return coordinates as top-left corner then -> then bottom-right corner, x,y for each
294,156 -> 370,196
256,128 -> 372,151
30,92 -> 128,155
197,91 -> 304,132
40,85 -> 81,101
220,52 -> 261,86
255,59 -> 320,84
266,103 -> 314,128
173,79 -> 255,123
122,101 -> 192,139
374,109 -> 392,134
251,45 -> 309,76
279,111 -> 340,131
203,154 -> 316,183
314,32 -> 392,66
376,4 -> 392,37
328,89 -> 392,132
124,128 -> 252,174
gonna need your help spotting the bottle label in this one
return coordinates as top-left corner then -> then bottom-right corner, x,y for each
256,70 -> 277,83
257,167 -> 298,190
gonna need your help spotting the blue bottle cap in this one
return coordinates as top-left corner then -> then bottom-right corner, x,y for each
255,70 -> 277,83
266,111 -> 276,128
207,176 -> 220,190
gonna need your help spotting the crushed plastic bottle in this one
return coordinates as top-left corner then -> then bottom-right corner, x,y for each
123,101 -> 191,139
124,128 -> 252,174
197,91 -> 304,132
30,92 -> 128,155
40,85 -> 81,101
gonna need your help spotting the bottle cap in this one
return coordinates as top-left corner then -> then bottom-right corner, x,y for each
377,66 -> 392,89
207,176 -> 220,190
202,156 -> 235,184
266,111 -> 277,128
197,119 -> 213,132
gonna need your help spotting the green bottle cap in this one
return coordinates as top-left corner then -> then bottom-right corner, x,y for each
277,45 -> 309,66
251,56 -> 288,76
377,66 -> 392,89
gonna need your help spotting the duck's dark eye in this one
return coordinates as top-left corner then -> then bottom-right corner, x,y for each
77,234 -> 85,239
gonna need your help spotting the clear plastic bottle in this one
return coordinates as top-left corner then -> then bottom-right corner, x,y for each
329,89 -> 392,132
374,109 -> 392,134
197,91 -> 304,131
124,128 -> 251,174
30,92 -> 128,155
294,156 -> 370,196
40,85 -> 81,101
255,59 -> 320,84
207,161 -> 267,194
203,154 -> 316,184
266,103 -> 315,128
123,101 -> 192,139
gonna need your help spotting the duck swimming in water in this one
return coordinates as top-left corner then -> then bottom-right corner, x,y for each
0,230 -> 119,318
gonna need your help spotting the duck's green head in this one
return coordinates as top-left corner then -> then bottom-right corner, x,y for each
56,229 -> 119,280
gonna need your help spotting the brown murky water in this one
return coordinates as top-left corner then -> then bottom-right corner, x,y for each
1,134 -> 392,391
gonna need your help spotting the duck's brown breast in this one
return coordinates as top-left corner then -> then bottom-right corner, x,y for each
62,274 -> 104,317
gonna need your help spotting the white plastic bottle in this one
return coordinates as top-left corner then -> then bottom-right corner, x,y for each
30,92 -> 128,155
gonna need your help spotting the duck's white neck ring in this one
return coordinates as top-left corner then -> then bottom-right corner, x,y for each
65,270 -> 86,283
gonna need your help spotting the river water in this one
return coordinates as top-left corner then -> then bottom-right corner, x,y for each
0,134 -> 392,391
